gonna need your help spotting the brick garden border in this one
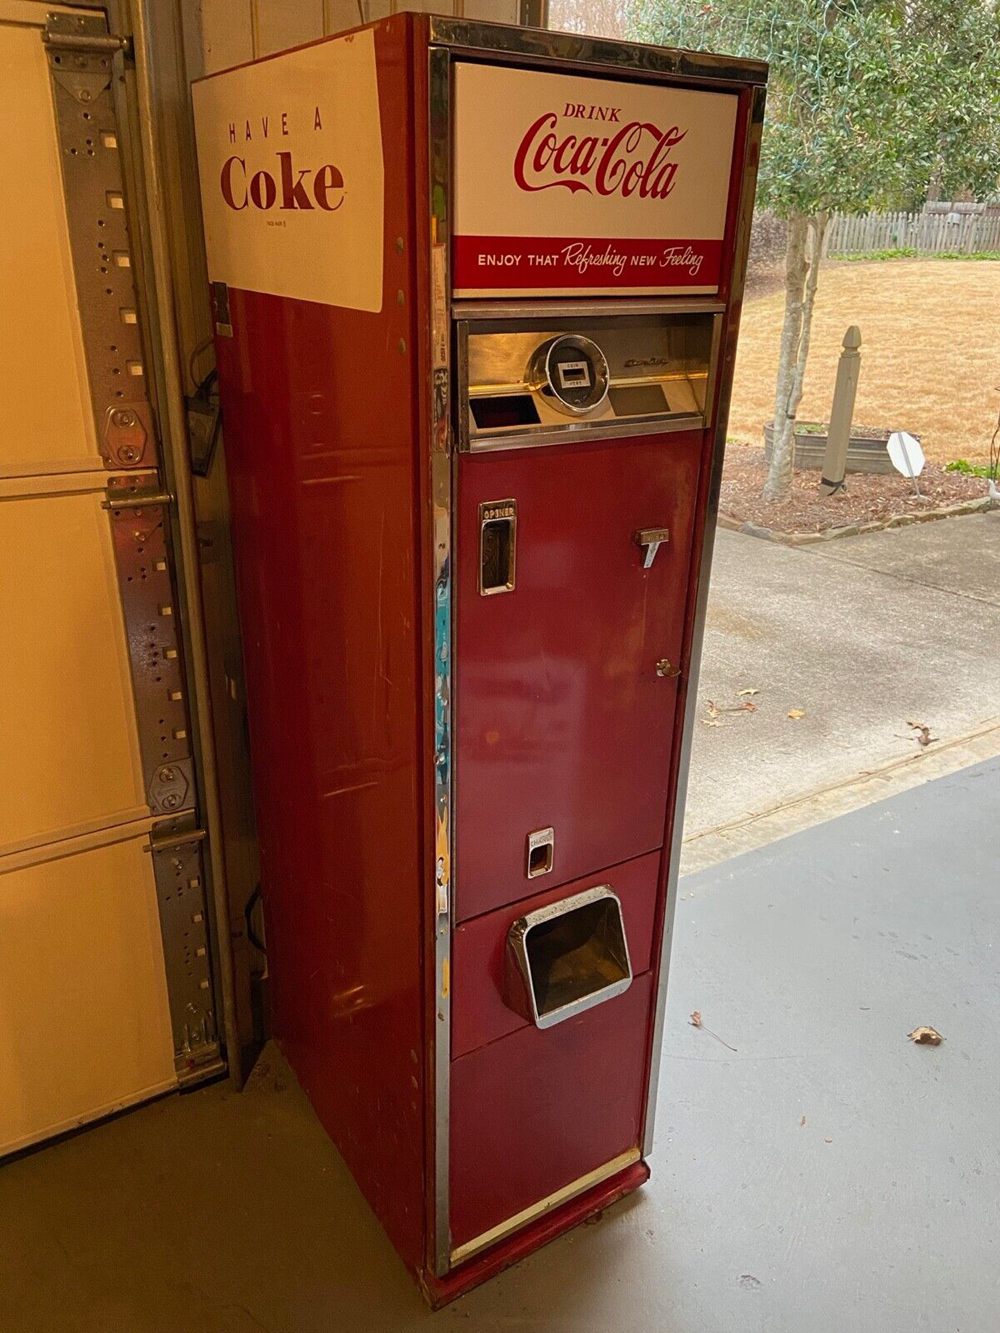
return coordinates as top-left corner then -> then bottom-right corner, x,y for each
718,494 -> 997,546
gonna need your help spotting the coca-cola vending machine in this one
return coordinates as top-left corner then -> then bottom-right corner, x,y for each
193,14 -> 765,1304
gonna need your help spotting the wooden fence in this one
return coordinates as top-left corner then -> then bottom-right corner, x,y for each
826,210 -> 1000,256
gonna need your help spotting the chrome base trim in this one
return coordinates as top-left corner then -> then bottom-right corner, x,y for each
450,1148 -> 642,1266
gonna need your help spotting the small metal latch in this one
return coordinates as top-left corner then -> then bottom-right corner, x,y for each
634,527 -> 670,569
655,658 -> 681,678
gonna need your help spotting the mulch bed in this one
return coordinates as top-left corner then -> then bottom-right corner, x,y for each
720,446 -> 990,538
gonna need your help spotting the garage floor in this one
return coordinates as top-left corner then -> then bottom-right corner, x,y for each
2,757 -> 996,1333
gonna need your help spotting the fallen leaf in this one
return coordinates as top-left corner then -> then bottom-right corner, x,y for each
701,718 -> 723,727
906,720 -> 937,748
705,701 -> 720,719
737,688 -> 759,697
741,700 -> 758,712
824,1137 -> 833,1144
908,1026 -> 944,1045
688,1010 -> 738,1052
800,1115 -> 806,1127
787,708 -> 806,720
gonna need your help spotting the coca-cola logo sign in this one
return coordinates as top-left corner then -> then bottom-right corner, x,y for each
514,104 -> 687,200
452,63 -> 738,298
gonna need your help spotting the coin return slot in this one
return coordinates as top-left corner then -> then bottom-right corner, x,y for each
527,843 -> 551,876
479,499 -> 517,596
526,827 -> 554,878
506,887 -> 633,1029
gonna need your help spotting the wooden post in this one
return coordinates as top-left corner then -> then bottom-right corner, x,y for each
820,326 -> 862,497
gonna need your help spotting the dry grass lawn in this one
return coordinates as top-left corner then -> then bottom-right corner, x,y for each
728,259 -> 1000,463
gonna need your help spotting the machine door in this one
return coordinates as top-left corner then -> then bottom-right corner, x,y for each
455,431 -> 701,922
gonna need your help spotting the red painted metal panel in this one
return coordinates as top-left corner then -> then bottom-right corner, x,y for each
455,432 -> 702,922
207,18 -> 429,1274
449,972 -> 654,1249
451,849 -> 661,1059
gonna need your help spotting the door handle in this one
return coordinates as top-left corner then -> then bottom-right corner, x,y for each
656,658 -> 681,678
634,526 -> 670,569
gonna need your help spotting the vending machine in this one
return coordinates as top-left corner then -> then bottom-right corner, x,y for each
193,14 -> 765,1304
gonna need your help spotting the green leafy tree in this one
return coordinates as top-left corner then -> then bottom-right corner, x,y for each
618,0 -> 1000,499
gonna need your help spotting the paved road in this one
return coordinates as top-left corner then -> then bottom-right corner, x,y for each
685,511 -> 1000,844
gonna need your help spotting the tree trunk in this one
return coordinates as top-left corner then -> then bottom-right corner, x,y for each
763,211 -> 830,501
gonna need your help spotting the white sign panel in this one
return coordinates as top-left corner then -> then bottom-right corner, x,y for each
452,63 -> 739,298
192,31 -> 384,312
887,431 -> 925,478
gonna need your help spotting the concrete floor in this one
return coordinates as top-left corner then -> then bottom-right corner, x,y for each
2,758 -> 997,1332
3,514 -> 998,1330
686,512 -> 1000,842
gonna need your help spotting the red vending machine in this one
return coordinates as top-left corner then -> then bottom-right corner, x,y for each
193,15 -> 765,1304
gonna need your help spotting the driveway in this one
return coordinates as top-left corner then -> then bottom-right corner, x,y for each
684,511 -> 1000,868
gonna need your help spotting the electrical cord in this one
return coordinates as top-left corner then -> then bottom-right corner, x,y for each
245,884 -> 267,955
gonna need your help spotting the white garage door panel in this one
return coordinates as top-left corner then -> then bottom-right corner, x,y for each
0,835 -> 176,1157
0,487 -> 147,851
0,18 -> 98,477
0,2 -> 218,1157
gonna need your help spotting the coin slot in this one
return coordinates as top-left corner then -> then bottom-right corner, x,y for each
558,360 -> 591,389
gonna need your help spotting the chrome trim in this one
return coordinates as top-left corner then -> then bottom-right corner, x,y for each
456,298 -> 726,322
531,333 -> 610,416
478,498 -> 517,596
642,82 -> 768,1157
449,1147 -> 642,1267
463,414 -> 705,454
469,371 -> 707,397
525,825 -> 555,878
428,43 -> 454,1281
427,18 -> 768,87
458,308 -> 722,452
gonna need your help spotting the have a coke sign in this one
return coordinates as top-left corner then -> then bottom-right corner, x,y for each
453,64 -> 739,297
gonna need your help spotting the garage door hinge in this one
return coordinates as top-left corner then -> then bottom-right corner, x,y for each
101,484 -> 173,512
43,12 -> 128,54
143,822 -> 208,855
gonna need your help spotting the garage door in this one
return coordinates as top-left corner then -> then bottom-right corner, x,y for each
0,1 -> 218,1155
